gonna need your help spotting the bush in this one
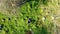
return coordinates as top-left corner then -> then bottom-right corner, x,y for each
0,0 -> 57,34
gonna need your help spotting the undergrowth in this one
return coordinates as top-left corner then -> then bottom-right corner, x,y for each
0,0 -> 58,34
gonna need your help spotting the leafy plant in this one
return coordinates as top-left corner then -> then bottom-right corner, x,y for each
0,0 -> 57,34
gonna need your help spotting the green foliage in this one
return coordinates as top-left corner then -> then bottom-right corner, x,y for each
0,0 -> 56,34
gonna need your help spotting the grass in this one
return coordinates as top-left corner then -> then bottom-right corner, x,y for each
0,0 -> 58,34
